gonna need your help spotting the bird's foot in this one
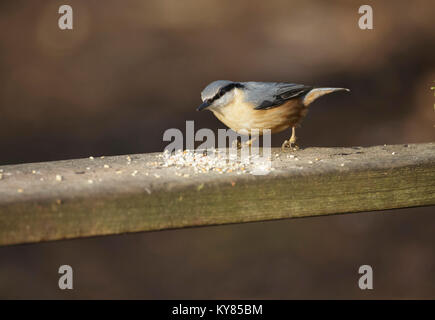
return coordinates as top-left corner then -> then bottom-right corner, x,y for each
281,140 -> 299,151
231,140 -> 242,150
233,139 -> 257,150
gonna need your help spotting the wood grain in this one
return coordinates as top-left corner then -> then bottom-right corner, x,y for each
0,143 -> 434,246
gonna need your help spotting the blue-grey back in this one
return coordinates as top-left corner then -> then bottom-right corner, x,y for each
200,80 -> 313,109
241,82 -> 313,110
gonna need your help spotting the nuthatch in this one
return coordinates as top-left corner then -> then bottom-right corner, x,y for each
197,80 -> 349,150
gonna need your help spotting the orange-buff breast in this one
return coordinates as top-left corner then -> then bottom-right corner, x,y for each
210,89 -> 308,135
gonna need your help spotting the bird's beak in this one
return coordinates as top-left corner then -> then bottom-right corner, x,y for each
196,100 -> 211,111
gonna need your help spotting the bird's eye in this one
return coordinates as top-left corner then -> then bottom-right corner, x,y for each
212,86 -> 232,102
217,88 -> 226,98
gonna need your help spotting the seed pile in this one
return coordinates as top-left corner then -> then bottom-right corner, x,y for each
157,149 -> 273,175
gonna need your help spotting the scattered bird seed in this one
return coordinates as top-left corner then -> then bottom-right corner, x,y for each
392,152 -> 396,155
340,163 -> 345,167
17,188 -> 23,193
88,179 -> 93,184
56,175 -> 63,181
160,149 -> 273,175
0,173 -> 2,180
32,170 -> 36,174
131,170 -> 138,176
104,164 -> 110,169
89,156 -> 94,160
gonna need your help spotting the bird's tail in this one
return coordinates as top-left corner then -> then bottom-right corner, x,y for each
302,87 -> 350,106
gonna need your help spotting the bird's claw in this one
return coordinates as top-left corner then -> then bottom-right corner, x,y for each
281,140 -> 299,151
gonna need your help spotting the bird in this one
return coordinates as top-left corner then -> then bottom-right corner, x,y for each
197,80 -> 349,150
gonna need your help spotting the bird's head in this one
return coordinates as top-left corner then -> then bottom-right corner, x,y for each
197,80 -> 244,111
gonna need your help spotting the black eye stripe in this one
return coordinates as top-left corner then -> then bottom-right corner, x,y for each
211,83 -> 244,102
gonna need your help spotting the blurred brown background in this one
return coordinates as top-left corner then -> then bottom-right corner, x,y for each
0,0 -> 434,299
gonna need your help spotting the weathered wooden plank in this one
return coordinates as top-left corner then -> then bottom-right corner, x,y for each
0,143 -> 434,246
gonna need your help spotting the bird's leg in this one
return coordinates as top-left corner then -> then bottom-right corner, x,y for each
234,136 -> 257,149
231,139 -> 241,149
289,127 -> 298,149
245,136 -> 257,147
281,127 -> 299,151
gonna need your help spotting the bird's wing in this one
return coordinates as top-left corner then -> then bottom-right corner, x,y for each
245,82 -> 313,110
